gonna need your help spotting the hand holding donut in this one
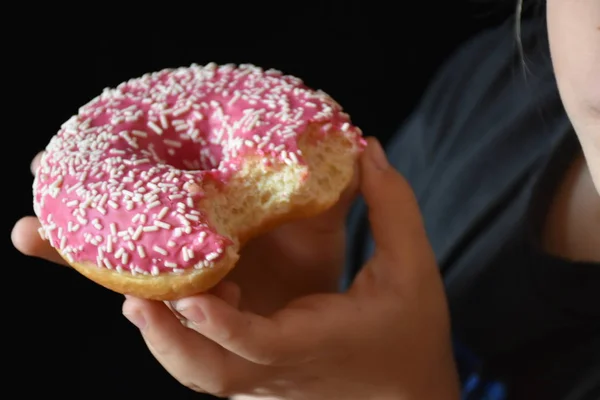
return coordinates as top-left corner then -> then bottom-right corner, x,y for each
12,148 -> 358,317
11,63 -> 459,398
121,139 -> 461,399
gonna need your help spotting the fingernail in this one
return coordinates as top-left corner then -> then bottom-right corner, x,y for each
123,310 -> 147,330
174,302 -> 206,324
369,139 -> 389,170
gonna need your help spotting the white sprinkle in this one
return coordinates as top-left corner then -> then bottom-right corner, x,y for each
132,158 -> 150,165
137,245 -> 146,258
164,261 -> 177,268
160,114 -> 169,129
132,226 -> 143,240
148,121 -> 163,135
147,200 -> 161,209
132,130 -> 148,138
153,245 -> 167,255
177,215 -> 191,226
157,206 -> 169,220
173,107 -> 188,117
154,220 -> 171,229
164,139 -> 182,148
175,124 -> 189,132
185,213 -> 199,221
103,258 -> 113,269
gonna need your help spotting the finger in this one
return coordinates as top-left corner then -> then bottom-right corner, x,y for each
123,297 -> 246,395
11,216 -> 69,266
167,281 -> 241,322
209,280 -> 242,309
173,293 -> 336,366
31,151 -> 44,176
360,137 -> 433,267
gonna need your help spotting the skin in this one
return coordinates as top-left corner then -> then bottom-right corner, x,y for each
542,0 -> 600,262
10,2 -> 600,398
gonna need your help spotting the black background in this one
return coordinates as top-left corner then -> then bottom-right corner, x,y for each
8,2 -> 516,398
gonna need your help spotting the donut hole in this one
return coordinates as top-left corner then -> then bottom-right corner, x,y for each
144,142 -> 222,173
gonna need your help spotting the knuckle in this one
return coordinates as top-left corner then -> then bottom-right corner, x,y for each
215,314 -> 250,345
253,347 -> 281,366
179,363 -> 239,397
146,337 -> 177,361
218,322 -> 243,344
180,379 -> 234,397
205,376 -> 238,398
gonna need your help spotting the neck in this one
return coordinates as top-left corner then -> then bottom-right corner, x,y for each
542,153 -> 600,263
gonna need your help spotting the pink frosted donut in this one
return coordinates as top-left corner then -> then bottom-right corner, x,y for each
33,63 -> 364,300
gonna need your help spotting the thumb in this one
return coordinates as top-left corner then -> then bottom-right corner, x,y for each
360,137 -> 433,270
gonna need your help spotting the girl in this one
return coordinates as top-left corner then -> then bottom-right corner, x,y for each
12,1 -> 599,398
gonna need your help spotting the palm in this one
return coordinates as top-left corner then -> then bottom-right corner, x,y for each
227,207 -> 350,316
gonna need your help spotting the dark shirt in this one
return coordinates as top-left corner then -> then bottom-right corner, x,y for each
344,17 -> 600,400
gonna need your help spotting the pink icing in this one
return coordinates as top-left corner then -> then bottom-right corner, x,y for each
33,63 -> 364,276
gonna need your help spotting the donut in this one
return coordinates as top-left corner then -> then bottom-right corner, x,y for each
33,63 -> 365,301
